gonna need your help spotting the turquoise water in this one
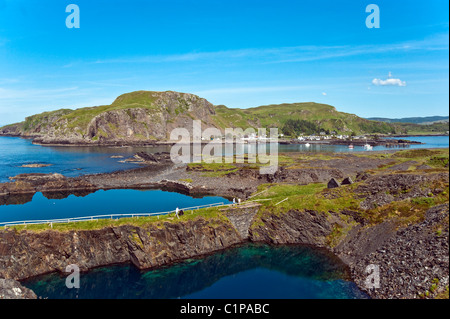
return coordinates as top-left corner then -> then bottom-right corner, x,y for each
21,243 -> 369,299
0,189 -> 230,224
0,135 -> 448,183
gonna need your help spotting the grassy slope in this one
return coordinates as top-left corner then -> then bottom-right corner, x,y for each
61,91 -> 161,130
21,109 -> 73,132
368,116 -> 449,124
3,90 -> 446,136
213,102 -> 400,135
11,206 -> 228,232
396,122 -> 449,135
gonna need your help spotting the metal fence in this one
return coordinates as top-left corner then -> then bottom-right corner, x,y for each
0,202 -> 228,228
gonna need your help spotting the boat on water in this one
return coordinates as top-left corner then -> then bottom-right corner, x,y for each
364,144 -> 373,150
305,143 -> 310,147
348,144 -> 354,149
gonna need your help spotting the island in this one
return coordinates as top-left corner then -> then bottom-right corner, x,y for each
1,90 -> 447,146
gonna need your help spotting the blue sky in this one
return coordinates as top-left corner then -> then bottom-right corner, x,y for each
0,0 -> 448,125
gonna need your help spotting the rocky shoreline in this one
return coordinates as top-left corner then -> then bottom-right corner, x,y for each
0,150 -> 403,205
0,150 -> 448,299
280,137 -> 424,147
0,201 -> 447,299
0,132 -> 428,148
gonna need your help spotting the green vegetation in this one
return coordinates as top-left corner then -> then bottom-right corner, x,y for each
10,206 -> 228,233
247,152 -> 449,228
392,149 -> 442,159
111,91 -> 159,109
22,109 -> 72,132
419,278 -> 449,299
368,116 -> 449,134
189,148 -> 447,181
187,162 -> 239,177
282,119 -> 323,136
214,101 -> 401,135
6,90 -> 443,138
4,91 -> 165,135
186,154 -> 294,177
249,182 -> 361,219
326,223 -> 355,248
397,122 -> 449,135
62,91 -> 161,130
427,155 -> 449,168
411,197 -> 435,207
8,149 -> 449,242
435,286 -> 449,299
383,149 -> 449,171
368,116 -> 449,125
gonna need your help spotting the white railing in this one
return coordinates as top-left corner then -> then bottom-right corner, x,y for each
0,202 -> 228,228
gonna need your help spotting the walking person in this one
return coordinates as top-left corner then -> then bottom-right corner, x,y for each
175,207 -> 180,218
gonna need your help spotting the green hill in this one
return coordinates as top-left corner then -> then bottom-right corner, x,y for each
213,102 -> 400,135
0,90 -> 407,144
367,116 -> 449,124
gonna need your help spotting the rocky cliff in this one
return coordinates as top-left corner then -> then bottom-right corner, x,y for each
249,204 -> 449,299
0,91 -> 219,145
0,201 -> 448,299
0,218 -> 242,281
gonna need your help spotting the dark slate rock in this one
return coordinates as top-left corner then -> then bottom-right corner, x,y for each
341,177 -> 353,185
327,178 -> 340,189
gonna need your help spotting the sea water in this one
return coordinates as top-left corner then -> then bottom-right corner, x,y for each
1,135 -> 448,183
0,188 -> 231,224
21,243 -> 369,299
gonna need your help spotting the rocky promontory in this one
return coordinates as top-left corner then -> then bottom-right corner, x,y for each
0,218 -> 243,281
0,149 -> 448,299
0,91 -> 219,146
0,200 -> 447,299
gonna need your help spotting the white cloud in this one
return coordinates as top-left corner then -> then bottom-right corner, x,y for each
322,92 -> 327,96
372,72 -> 406,87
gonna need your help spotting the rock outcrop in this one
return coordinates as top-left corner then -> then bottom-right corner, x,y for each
341,177 -> 353,185
350,204 -> 449,299
1,91 -> 219,145
0,218 -> 242,281
0,278 -> 37,299
0,160 -> 448,299
249,204 -> 449,299
327,178 -> 340,188
0,201 -> 448,299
